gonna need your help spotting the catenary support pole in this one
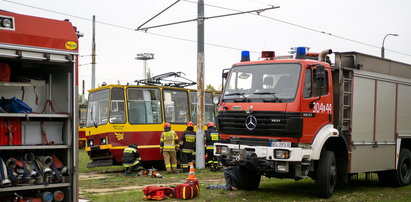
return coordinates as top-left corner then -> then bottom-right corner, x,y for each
91,15 -> 96,89
196,0 -> 205,169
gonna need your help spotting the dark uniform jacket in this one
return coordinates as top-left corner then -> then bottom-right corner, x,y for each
180,129 -> 196,153
205,127 -> 219,149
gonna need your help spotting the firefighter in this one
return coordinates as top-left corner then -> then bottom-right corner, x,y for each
180,121 -> 196,172
160,122 -> 179,173
205,122 -> 219,171
122,144 -> 141,175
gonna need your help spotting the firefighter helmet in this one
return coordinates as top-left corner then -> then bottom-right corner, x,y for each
187,121 -> 194,127
207,122 -> 215,127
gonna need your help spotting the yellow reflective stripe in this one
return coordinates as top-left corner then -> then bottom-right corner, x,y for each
123,160 -> 140,167
171,164 -> 177,167
164,146 -> 175,149
124,147 -> 137,153
165,164 -> 171,168
139,145 -> 160,149
206,146 -> 214,149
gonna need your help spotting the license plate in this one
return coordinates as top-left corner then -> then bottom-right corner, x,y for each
271,142 -> 291,147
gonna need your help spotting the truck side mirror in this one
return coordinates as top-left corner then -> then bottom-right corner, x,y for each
315,65 -> 326,88
222,72 -> 229,79
221,69 -> 230,91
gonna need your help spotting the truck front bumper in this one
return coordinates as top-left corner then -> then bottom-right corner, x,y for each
214,143 -> 314,176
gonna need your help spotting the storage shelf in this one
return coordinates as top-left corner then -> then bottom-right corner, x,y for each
0,113 -> 70,118
0,183 -> 71,192
0,80 -> 45,87
0,145 -> 70,150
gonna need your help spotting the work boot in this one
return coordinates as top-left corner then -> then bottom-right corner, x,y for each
167,171 -> 172,174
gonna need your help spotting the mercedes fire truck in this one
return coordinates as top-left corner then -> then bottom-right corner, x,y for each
214,48 -> 411,198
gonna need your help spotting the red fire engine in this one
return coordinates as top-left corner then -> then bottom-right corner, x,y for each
0,11 -> 80,201
214,48 -> 411,198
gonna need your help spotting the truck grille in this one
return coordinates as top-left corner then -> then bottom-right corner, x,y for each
217,111 -> 302,137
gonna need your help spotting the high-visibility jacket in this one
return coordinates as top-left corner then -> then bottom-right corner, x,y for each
180,129 -> 196,153
205,127 -> 219,150
122,146 -> 141,167
160,131 -> 179,151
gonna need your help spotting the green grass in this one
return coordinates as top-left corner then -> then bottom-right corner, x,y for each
79,149 -> 411,201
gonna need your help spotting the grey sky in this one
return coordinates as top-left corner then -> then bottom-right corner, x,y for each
3,0 -> 410,92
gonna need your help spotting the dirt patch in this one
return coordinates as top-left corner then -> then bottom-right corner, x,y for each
79,173 -> 108,180
80,177 -> 224,196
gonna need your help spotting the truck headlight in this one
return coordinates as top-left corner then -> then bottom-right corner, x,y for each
88,139 -> 94,146
221,146 -> 230,156
274,149 -> 290,159
216,145 -> 229,155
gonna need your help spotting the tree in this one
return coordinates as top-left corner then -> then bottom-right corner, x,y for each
206,84 -> 216,91
146,67 -> 153,79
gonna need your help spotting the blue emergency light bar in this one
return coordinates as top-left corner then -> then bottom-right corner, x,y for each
241,51 -> 250,62
296,47 -> 306,59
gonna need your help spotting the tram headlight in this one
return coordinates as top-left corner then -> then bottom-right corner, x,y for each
100,137 -> 107,145
88,139 -> 94,146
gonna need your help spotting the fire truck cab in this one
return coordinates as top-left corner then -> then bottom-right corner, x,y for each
214,48 -> 411,198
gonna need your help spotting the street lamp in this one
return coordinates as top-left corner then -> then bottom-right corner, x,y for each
381,34 -> 399,58
135,53 -> 154,79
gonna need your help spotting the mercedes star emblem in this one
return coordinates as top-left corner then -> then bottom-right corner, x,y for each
245,115 -> 257,130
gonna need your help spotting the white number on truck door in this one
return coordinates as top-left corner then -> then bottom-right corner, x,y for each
312,102 -> 332,114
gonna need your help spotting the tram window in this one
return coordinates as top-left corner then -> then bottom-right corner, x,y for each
110,88 -> 126,124
190,92 -> 197,123
127,88 -> 162,124
190,92 -> 215,124
87,89 -> 109,127
164,90 -> 189,123
205,93 -> 215,123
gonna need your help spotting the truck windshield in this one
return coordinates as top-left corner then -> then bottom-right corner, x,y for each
223,63 -> 301,102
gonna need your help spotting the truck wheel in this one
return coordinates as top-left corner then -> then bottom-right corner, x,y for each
393,148 -> 411,186
316,150 -> 337,198
238,165 -> 261,190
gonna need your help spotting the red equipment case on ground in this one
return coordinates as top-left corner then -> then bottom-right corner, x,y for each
0,118 -> 22,146
175,181 -> 199,200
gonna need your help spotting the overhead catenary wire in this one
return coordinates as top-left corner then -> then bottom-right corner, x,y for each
2,0 -> 258,53
181,0 -> 411,57
3,0 -> 410,57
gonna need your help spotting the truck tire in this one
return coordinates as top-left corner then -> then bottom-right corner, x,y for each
238,165 -> 261,190
393,148 -> 411,186
316,150 -> 337,198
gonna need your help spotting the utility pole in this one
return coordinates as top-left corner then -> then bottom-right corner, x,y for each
136,1 -> 278,169
91,15 -> 96,89
196,0 -> 205,169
